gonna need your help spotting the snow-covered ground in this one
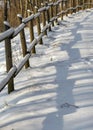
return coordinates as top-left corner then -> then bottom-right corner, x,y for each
0,9 -> 93,130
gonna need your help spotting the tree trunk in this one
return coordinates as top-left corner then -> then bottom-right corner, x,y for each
4,0 -> 8,22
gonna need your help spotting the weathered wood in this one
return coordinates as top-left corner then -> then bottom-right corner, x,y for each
27,39 -> 37,52
34,12 -> 41,19
45,2 -> 51,31
4,21 -> 14,94
0,27 -> 14,42
76,0 -> 79,12
71,0 -> 76,13
90,0 -> 92,8
0,66 -> 17,92
17,14 -> 30,68
88,0 -> 90,8
35,7 -> 43,44
15,53 -> 31,76
41,3 -> 47,35
60,0 -> 64,20
49,2 -> 54,27
12,23 -> 26,37
36,33 -> 44,43
22,13 -> 34,24
28,10 -> 36,53
63,0 -> 68,16
35,0 -> 41,8
38,6 -> 46,12
41,24 -> 49,33
54,2 -> 58,23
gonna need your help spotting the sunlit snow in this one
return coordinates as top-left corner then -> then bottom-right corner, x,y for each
0,9 -> 93,130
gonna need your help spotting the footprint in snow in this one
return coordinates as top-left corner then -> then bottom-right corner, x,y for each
60,103 -> 79,109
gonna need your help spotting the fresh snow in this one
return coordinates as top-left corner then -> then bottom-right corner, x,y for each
0,9 -> 93,130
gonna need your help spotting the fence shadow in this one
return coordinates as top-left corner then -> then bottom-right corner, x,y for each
1,6 -> 93,130
42,10 -> 93,130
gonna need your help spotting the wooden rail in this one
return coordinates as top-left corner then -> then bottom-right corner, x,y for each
0,0 -> 93,94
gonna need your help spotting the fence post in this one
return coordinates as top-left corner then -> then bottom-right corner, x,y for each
41,3 -> 47,35
17,14 -> 30,68
67,0 -> 71,14
45,2 -> 51,31
28,10 -> 36,53
45,2 -> 50,23
85,0 -> 88,9
35,7 -> 43,44
60,0 -> 64,20
4,22 -> 14,94
70,0 -> 73,14
50,2 -> 54,26
55,1 -> 59,23
92,0 -> 93,7
36,0 -> 41,8
83,0 -> 85,10
88,0 -> 90,8
90,0 -> 92,8
65,0 -> 68,16
76,0 -> 79,12
64,0 -> 67,16
73,0 -> 76,13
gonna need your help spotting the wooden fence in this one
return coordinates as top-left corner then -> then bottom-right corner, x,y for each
0,0 -> 93,94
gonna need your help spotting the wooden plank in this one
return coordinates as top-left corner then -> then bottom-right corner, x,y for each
0,66 -> 17,92
22,14 -> 34,24
12,23 -> 26,38
27,39 -> 37,53
15,53 -> 31,76
0,27 -> 14,42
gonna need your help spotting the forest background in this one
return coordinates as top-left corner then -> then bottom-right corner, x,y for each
0,0 -> 85,32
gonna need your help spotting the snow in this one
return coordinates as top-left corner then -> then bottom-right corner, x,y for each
0,9 -> 93,130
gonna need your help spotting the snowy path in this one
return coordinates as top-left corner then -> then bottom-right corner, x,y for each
0,9 -> 93,130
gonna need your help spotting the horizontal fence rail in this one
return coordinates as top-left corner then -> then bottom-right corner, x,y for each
0,0 -> 93,94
